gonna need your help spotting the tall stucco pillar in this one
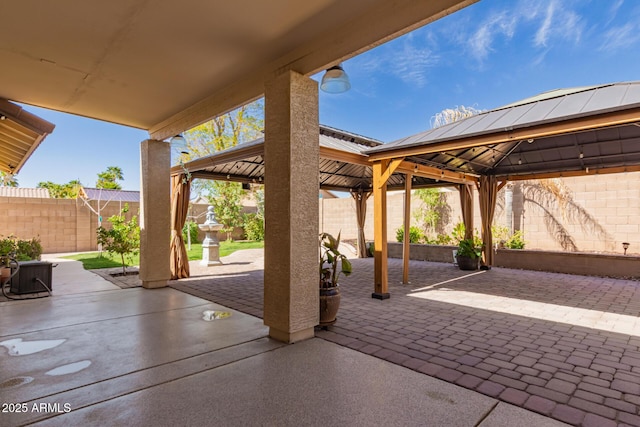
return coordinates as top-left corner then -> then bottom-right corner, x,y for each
264,70 -> 319,343
140,139 -> 171,288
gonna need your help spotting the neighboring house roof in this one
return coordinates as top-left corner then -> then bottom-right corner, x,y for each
0,187 -> 50,198
79,187 -> 140,203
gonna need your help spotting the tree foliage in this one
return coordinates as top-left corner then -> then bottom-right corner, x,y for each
96,204 -> 140,274
182,100 -> 264,197
96,166 -> 124,190
430,105 -> 483,128
413,188 -> 451,238
0,171 -> 18,187
37,179 -> 82,198
207,182 -> 245,240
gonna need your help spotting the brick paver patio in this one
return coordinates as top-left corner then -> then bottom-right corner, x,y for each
170,252 -> 640,427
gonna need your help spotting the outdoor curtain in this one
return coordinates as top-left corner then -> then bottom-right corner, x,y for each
458,184 -> 474,240
351,189 -> 372,258
478,175 -> 498,267
170,174 -> 191,280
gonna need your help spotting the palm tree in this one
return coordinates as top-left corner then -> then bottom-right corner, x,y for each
0,171 -> 18,187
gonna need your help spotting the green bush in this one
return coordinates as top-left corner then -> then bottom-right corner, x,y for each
0,235 -> 42,264
243,213 -> 264,241
395,225 -> 423,243
182,221 -> 199,244
507,230 -> 525,249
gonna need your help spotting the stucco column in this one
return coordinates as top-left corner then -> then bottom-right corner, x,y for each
140,139 -> 171,288
264,70 -> 319,343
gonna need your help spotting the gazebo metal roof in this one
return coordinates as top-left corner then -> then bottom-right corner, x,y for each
172,125 -> 464,192
367,81 -> 640,181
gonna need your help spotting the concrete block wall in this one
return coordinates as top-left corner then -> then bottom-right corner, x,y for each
321,172 -> 640,256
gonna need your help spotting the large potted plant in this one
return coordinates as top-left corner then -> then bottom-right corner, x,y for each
319,232 -> 352,326
455,238 -> 482,270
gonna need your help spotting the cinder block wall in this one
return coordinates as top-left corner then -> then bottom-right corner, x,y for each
320,172 -> 640,255
0,197 -> 140,253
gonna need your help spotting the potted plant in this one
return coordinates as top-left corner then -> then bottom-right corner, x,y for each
455,238 -> 482,270
319,232 -> 352,326
0,236 -> 16,283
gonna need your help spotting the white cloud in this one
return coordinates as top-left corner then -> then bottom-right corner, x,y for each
466,11 -> 517,63
598,22 -> 640,51
349,34 -> 440,88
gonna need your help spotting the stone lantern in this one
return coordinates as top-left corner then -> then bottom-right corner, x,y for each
198,206 -> 223,266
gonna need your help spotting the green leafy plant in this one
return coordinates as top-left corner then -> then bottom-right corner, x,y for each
0,235 -> 42,265
182,220 -> 199,244
450,222 -> 466,244
243,213 -> 264,241
395,225 -> 423,244
96,204 -> 140,275
457,238 -> 482,259
507,230 -> 525,249
319,232 -> 352,289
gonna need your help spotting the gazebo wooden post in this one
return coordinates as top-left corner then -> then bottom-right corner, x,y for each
372,158 -> 403,299
372,160 -> 389,299
402,173 -> 412,284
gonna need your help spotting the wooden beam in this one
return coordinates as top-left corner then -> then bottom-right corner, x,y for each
372,160 -> 389,299
367,107 -> 640,161
379,158 -> 404,185
500,164 -> 640,181
402,173 -> 412,285
319,146 -> 370,166
396,161 -> 478,185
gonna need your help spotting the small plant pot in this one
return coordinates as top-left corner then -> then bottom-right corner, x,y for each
456,255 -> 480,271
319,286 -> 341,326
1,266 -> 11,284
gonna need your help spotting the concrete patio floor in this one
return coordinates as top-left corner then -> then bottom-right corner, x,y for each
0,250 -> 637,426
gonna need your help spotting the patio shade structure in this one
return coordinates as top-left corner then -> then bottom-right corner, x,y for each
366,81 -> 640,297
0,99 -> 55,175
1,0 -> 478,342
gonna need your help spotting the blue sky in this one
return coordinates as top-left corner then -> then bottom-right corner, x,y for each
16,0 -> 640,190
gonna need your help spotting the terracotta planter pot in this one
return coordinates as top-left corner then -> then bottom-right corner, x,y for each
456,255 -> 480,271
319,286 -> 341,326
1,266 -> 11,284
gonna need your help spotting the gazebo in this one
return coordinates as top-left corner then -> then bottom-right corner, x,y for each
170,82 -> 640,302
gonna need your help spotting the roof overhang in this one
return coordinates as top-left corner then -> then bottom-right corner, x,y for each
0,99 -> 55,174
0,0 -> 475,140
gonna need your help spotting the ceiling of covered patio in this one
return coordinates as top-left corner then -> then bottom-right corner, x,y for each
0,0 -> 475,140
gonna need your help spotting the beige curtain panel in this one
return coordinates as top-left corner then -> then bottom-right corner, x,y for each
170,174 -> 191,280
458,184 -> 474,240
478,175 -> 498,267
351,189 -> 372,258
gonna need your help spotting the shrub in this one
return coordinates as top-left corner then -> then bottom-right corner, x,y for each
395,225 -> 423,243
507,230 -> 525,249
182,221 -> 199,244
0,235 -> 42,264
96,204 -> 140,274
243,213 -> 264,241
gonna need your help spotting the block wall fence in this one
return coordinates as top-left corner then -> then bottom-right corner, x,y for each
1,172 -> 639,255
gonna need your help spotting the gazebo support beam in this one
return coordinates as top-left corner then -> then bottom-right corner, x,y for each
402,173 -> 412,284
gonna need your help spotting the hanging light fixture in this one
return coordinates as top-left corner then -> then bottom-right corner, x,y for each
170,134 -> 187,148
320,64 -> 351,94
